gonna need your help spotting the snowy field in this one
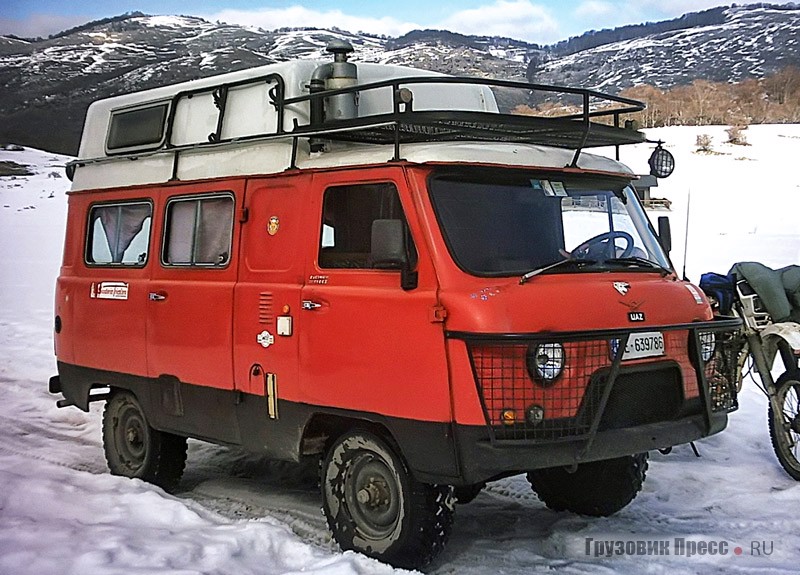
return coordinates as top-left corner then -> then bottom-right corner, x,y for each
1,125 -> 800,575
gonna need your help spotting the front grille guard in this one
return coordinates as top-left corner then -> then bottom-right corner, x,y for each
449,317 -> 742,450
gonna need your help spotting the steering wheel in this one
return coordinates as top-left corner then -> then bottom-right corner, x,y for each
572,231 -> 634,260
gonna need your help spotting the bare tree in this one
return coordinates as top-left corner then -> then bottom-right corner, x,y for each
764,66 -> 800,105
523,67 -> 800,127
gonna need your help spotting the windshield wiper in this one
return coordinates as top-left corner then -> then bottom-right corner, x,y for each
519,258 -> 597,284
605,256 -> 672,276
520,256 -> 672,284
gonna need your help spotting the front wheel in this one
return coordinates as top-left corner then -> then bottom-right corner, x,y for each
103,391 -> 188,492
768,372 -> 800,480
321,429 -> 454,569
527,453 -> 648,516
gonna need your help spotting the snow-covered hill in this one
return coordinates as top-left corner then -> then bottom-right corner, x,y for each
535,5 -> 800,91
1,5 -> 799,155
1,126 -> 800,574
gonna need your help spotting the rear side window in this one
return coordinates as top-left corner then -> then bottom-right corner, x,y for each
106,102 -> 169,153
163,195 -> 234,266
86,202 -> 152,266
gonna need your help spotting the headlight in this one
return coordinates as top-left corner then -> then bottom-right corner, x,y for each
699,332 -> 716,363
526,342 -> 564,385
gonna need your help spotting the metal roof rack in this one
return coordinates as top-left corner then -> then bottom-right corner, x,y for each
67,72 -> 649,180
280,76 -> 647,167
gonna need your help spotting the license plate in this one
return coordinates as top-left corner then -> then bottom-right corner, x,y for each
616,332 -> 665,360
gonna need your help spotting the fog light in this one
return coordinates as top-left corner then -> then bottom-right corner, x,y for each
527,343 -> 564,385
501,409 -> 516,425
649,144 -> 675,178
527,405 -> 545,425
699,332 -> 716,362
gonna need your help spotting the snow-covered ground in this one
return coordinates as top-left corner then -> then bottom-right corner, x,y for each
1,125 -> 799,574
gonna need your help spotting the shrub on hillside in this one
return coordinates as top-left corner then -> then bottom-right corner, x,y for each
695,134 -> 713,152
0,161 -> 34,176
726,125 -> 750,145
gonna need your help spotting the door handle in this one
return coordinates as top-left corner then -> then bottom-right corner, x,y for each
302,300 -> 322,310
149,292 -> 167,302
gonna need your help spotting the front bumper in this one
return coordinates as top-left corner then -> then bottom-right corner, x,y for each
447,317 -> 742,484
453,413 -> 726,484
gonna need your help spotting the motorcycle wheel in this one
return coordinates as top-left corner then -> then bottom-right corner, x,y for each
768,372 -> 800,481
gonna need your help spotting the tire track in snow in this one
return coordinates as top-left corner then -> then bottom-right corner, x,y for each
0,414 -> 107,475
0,375 -> 335,550
0,376 -> 107,474
185,479 -> 335,550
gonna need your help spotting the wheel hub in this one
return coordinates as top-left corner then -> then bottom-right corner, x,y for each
118,408 -> 146,463
126,426 -> 141,446
344,456 -> 401,540
357,477 -> 391,509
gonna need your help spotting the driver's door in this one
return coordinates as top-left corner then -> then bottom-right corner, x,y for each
298,169 -> 451,423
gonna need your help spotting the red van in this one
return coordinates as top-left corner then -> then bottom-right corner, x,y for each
50,42 -> 741,568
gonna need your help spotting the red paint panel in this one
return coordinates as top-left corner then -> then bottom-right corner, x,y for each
298,168 -> 451,423
233,176 -> 313,396
145,180 -> 244,390
59,193 -> 151,375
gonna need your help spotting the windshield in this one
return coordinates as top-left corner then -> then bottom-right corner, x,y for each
429,169 -> 672,277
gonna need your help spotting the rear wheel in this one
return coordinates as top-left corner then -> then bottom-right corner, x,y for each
527,453 -> 648,516
103,391 -> 187,492
768,372 -> 800,480
321,429 -> 454,569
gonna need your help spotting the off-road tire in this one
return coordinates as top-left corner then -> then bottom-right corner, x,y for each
768,372 -> 800,481
527,453 -> 648,516
321,429 -> 454,569
103,391 -> 188,492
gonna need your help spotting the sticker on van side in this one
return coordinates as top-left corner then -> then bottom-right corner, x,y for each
90,282 -> 129,301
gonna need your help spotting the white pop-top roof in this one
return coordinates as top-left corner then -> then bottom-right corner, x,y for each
71,58 -> 634,191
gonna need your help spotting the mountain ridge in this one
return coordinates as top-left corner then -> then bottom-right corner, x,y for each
1,4 -> 798,154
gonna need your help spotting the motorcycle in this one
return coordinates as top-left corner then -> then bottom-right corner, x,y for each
701,263 -> 800,480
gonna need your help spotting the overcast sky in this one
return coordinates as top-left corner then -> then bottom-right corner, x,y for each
0,1 -> 764,43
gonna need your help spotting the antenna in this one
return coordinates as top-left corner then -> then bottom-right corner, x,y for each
682,188 -> 691,281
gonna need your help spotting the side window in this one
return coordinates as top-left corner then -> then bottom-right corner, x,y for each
106,102 -> 169,154
318,183 -> 416,269
163,195 -> 234,266
86,202 -> 152,266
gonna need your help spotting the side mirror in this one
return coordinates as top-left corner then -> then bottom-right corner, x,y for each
657,216 -> 672,254
369,219 -> 418,290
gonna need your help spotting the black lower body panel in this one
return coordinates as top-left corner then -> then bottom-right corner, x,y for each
52,362 -> 460,483
52,362 -> 727,486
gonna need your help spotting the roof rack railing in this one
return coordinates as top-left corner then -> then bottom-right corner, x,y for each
283,75 -> 646,121
279,76 -> 647,165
